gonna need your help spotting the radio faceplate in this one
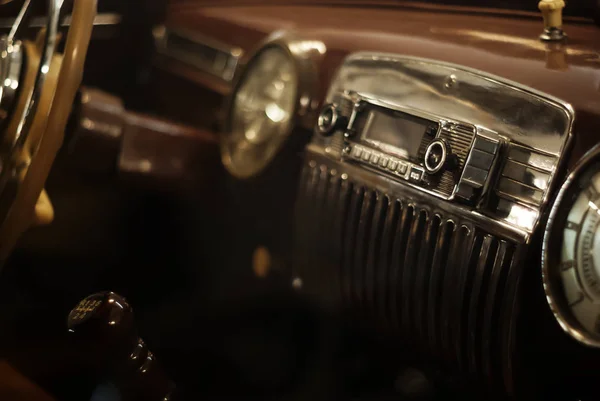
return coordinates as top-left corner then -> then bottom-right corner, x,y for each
319,92 -> 501,203
313,53 -> 574,235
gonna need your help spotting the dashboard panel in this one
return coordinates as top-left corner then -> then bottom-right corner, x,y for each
156,3 -> 600,167
152,2 -> 600,399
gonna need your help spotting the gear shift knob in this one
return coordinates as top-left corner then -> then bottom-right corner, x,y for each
68,292 -> 137,364
68,292 -> 175,401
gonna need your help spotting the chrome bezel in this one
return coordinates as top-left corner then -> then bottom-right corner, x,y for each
221,31 -> 325,179
322,52 -> 575,238
317,103 -> 339,136
424,139 -> 447,174
542,144 -> 600,348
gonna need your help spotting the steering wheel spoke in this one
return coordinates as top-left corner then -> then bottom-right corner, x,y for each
7,0 -> 32,43
0,0 -> 96,262
12,0 -> 63,148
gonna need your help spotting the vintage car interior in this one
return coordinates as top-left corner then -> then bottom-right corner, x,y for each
0,0 -> 600,400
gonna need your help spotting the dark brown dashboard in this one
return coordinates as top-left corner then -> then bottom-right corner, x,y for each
1,1 -> 600,400
148,3 -> 600,399
156,2 -> 600,171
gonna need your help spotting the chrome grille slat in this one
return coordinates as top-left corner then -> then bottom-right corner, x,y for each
499,252 -> 522,395
293,159 -> 523,396
318,171 -> 341,301
293,163 -> 318,293
389,205 -> 414,332
400,210 -> 426,336
426,221 -> 456,357
341,187 -> 365,303
456,232 -> 483,372
312,167 -> 331,296
353,191 -> 376,310
414,215 -> 441,349
482,241 -> 512,387
365,195 -> 389,315
332,178 -> 352,303
311,166 -> 331,296
439,225 -> 471,366
376,200 -> 401,328
467,235 -> 498,376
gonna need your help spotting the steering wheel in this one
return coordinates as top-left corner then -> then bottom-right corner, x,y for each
0,0 -> 96,262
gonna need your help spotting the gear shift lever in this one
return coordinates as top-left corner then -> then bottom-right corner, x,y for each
67,292 -> 175,401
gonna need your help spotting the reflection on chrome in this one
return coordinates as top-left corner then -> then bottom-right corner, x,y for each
265,103 -> 287,123
288,40 -> 327,56
587,200 -> 600,216
505,202 -> 538,231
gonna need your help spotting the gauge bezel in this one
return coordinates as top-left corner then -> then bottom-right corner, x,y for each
542,144 -> 600,348
221,31 -> 325,179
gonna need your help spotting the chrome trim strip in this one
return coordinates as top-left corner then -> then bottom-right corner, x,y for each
153,25 -> 243,82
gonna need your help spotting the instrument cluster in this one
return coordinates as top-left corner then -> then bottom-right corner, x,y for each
221,32 -> 326,179
544,145 -> 600,348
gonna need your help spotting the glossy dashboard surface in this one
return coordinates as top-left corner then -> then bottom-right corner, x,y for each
161,2 -> 600,170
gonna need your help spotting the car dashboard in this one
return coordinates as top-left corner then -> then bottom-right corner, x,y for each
1,1 -> 600,400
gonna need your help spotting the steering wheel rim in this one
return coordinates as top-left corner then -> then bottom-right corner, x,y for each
0,0 -> 97,262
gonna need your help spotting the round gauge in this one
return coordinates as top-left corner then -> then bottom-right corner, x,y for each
543,146 -> 600,347
222,46 -> 298,178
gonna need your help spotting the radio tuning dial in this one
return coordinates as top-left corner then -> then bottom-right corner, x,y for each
317,104 -> 347,136
425,139 -> 450,174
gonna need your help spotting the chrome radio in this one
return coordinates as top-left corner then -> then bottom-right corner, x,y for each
317,92 -> 501,203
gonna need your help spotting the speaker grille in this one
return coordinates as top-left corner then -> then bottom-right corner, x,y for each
293,158 -> 522,396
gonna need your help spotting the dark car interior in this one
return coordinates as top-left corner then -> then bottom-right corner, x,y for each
0,1 -> 599,400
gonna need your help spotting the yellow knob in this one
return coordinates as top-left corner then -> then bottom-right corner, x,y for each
539,0 -> 565,29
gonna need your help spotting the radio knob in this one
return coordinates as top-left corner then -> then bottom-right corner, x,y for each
317,104 -> 347,136
424,139 -> 450,174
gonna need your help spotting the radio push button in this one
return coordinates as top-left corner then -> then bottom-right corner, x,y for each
389,160 -> 399,171
352,146 -> 363,159
371,154 -> 380,164
469,149 -> 494,170
473,136 -> 499,154
362,151 -> 371,161
409,166 -> 424,182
